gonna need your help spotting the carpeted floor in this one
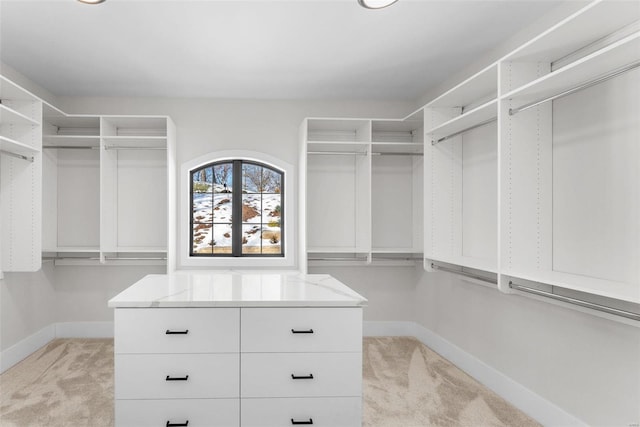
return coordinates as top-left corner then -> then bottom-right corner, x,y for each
0,337 -> 539,427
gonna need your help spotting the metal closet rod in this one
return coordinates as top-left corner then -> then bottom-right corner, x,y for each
104,146 -> 166,151
509,60 -> 640,116
508,281 -> 640,321
43,146 -> 97,150
307,151 -> 422,156
431,118 -> 497,146
0,149 -> 34,162
431,263 -> 497,285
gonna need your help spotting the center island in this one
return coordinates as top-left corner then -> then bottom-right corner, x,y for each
108,270 -> 368,427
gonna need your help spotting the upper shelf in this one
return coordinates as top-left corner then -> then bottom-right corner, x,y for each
504,0 -> 640,63
0,104 -> 39,126
306,118 -> 371,142
371,119 -> 423,143
426,99 -> 497,142
425,63 -> 498,109
503,32 -> 640,105
0,135 -> 39,157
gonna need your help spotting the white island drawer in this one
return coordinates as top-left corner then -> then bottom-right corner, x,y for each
115,353 -> 239,399
241,353 -> 362,398
241,308 -> 362,353
241,397 -> 362,427
116,398 -> 239,427
115,308 -> 239,354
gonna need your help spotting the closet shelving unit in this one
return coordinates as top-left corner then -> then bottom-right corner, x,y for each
40,106 -> 176,268
300,115 -> 423,271
42,104 -> 101,259
421,0 -> 639,318
0,76 -> 42,275
497,0 -> 640,309
424,62 -> 499,276
301,0 -> 639,321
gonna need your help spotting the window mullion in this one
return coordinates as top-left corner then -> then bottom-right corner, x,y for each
232,160 -> 243,257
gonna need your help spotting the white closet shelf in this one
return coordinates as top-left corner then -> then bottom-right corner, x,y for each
504,0 -> 640,63
503,270 -> 640,305
426,99 -> 497,141
371,142 -> 423,155
0,135 -> 39,156
307,141 -> 369,154
102,136 -> 167,148
307,247 -> 369,254
425,63 -> 497,108
43,247 -> 100,253
503,32 -> 640,105
43,135 -> 101,147
0,104 -> 39,126
426,255 -> 498,274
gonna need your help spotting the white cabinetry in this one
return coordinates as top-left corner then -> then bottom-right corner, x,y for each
240,308 -> 362,426
300,115 -> 423,271
111,274 -> 366,427
114,308 -> 240,427
420,0 -> 640,315
0,76 -> 42,275
41,106 -> 176,267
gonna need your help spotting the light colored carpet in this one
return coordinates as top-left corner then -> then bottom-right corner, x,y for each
0,337 -> 539,427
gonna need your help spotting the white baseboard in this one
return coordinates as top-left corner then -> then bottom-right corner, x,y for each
55,321 -> 114,338
0,324 -> 55,374
363,320 -> 586,427
1,321 -> 114,374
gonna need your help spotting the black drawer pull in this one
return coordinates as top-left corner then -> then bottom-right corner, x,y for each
291,418 -> 313,425
165,329 -> 189,335
291,329 -> 314,334
166,421 -> 189,427
291,373 -> 314,380
165,375 -> 189,381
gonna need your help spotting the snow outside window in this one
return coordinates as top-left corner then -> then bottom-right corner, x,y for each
190,160 -> 284,257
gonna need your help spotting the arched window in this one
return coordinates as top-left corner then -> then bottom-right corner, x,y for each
190,160 -> 284,257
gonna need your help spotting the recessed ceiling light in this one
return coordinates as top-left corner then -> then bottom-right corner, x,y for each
357,0 -> 399,9
77,0 -> 106,4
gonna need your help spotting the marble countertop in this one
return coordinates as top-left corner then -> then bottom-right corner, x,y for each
108,271 -> 367,308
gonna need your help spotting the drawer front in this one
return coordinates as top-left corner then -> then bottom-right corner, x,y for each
241,353 -> 362,398
241,308 -> 362,353
115,354 -> 239,399
241,397 -> 361,427
115,398 -> 239,427
115,308 -> 239,354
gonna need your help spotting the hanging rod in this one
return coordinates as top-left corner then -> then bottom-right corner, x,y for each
431,263 -> 497,285
104,256 -> 167,261
509,60 -> 640,116
372,152 -> 423,157
43,146 -> 98,150
431,118 -> 497,146
307,151 -> 367,156
509,281 -> 640,321
0,149 -> 33,162
308,257 -> 369,262
104,146 -> 166,151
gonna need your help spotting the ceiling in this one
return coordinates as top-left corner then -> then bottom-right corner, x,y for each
0,0 -> 565,101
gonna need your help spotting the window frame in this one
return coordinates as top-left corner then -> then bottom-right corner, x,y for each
189,159 -> 285,258
180,150 -> 296,269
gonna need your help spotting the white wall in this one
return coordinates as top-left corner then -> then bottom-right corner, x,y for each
414,271 -> 640,426
0,264 -> 56,351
